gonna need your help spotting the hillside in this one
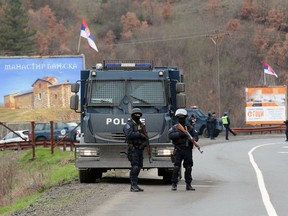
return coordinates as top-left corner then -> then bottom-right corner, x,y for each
1,0 -> 288,126
0,108 -> 80,123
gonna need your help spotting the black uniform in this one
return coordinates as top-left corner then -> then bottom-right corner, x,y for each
189,114 -> 199,142
206,113 -> 216,139
169,122 -> 197,190
123,118 -> 147,192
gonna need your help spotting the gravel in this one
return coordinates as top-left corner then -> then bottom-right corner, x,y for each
10,180 -> 127,216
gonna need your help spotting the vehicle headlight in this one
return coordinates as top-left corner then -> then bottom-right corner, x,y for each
77,148 -> 100,157
156,147 -> 174,156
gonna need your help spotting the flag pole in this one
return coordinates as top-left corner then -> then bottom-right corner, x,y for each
77,33 -> 81,54
264,73 -> 266,86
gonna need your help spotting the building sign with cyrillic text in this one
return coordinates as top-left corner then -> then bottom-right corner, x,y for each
0,55 -> 84,104
245,86 -> 287,124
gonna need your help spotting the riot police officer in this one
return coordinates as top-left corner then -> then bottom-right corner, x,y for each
169,108 -> 197,191
206,112 -> 217,139
123,108 -> 148,192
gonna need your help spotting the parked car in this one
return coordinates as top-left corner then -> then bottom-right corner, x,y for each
0,130 -> 29,144
28,122 -> 80,141
186,106 -> 223,138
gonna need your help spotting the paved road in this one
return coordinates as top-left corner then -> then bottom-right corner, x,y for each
87,135 -> 288,216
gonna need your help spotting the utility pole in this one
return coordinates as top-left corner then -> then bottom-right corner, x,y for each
208,31 -> 229,116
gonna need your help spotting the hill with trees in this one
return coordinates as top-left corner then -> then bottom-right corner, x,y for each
0,0 -> 288,126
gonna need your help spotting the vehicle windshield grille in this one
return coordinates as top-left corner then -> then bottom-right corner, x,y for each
90,80 -> 165,106
98,132 -> 126,141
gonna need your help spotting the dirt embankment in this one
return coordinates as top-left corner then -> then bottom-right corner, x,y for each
9,181 -> 127,216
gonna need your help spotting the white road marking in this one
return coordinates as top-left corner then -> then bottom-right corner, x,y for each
248,143 -> 279,216
278,146 -> 288,153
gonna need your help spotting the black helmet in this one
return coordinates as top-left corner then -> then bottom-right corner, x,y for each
131,108 -> 142,116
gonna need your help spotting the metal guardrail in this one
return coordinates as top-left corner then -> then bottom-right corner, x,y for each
232,125 -> 285,134
0,140 -> 76,151
0,121 -> 80,157
1,124 -> 286,155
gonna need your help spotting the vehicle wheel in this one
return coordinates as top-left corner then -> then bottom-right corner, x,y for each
36,136 -> 47,141
214,130 -> 220,137
79,169 -> 97,183
94,169 -> 103,180
35,136 -> 48,146
202,128 -> 209,138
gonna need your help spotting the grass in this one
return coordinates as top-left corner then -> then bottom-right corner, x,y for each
0,193 -> 40,215
0,107 -> 80,122
0,148 -> 78,215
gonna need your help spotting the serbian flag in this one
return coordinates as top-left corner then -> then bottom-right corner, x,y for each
264,62 -> 278,78
80,19 -> 98,52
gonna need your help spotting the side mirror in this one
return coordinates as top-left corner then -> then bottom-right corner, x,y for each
71,83 -> 80,93
70,95 -> 79,111
176,93 -> 186,108
176,83 -> 185,93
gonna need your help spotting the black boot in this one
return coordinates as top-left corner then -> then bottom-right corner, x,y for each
136,185 -> 144,192
171,183 -> 177,191
186,184 -> 195,191
130,183 -> 139,192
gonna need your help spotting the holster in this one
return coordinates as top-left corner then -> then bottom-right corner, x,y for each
127,144 -> 133,161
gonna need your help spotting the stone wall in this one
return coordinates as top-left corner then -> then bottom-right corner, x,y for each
49,84 -> 72,108
14,92 -> 33,109
4,94 -> 17,109
4,76 -> 72,109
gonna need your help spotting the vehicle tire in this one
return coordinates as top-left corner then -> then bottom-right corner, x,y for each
79,169 -> 97,183
35,136 -> 48,146
202,128 -> 209,138
36,136 -> 47,141
214,130 -> 220,137
94,169 -> 103,180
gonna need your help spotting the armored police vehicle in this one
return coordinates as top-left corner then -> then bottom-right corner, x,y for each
70,60 -> 186,183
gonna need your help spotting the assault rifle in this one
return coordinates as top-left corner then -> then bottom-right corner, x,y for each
140,124 -> 152,163
176,124 -> 203,154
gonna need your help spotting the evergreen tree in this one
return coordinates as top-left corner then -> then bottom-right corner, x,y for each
0,0 -> 36,55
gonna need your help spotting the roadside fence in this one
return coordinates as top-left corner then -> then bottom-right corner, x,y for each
0,121 -> 79,159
